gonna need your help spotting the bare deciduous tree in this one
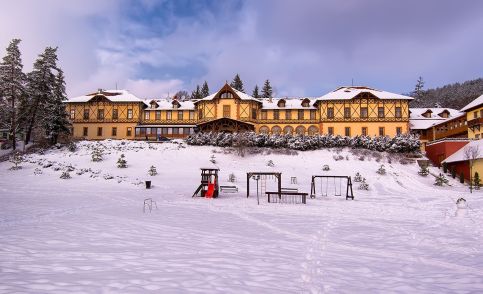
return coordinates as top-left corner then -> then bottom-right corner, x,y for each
464,144 -> 480,193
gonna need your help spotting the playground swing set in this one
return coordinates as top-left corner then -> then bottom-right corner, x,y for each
192,168 -> 354,202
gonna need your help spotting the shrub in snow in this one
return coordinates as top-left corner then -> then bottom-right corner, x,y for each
333,155 -> 344,161
42,161 -> 53,168
358,178 -> 369,190
473,172 -> 480,190
456,198 -> 467,209
228,173 -> 236,182
65,165 -> 75,172
376,165 -> 386,175
148,165 -> 157,176
9,151 -> 23,170
434,173 -> 448,186
442,162 -> 448,174
418,166 -> 429,176
91,146 -> 103,162
358,156 -> 365,161
345,155 -> 349,161
267,160 -> 275,167
117,154 -> 127,168
67,142 -> 77,152
103,174 -> 114,180
322,164 -> 330,171
451,166 -> 456,179
459,172 -> 465,184
60,171 -> 71,179
34,168 -> 42,175
399,158 -> 412,165
354,172 -> 362,182
210,155 -> 216,164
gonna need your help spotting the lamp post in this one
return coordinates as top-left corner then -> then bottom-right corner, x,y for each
252,175 -> 260,205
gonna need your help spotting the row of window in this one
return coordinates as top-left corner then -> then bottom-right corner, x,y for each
83,127 -> 132,137
326,126 -> 403,137
135,127 -> 193,136
327,107 -> 402,119
144,110 -> 195,121
73,109 -> 134,120
261,109 -> 317,120
473,109 -> 483,119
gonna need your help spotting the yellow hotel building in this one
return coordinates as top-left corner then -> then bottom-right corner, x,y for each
65,83 -> 412,140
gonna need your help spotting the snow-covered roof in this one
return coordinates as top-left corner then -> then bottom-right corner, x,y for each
442,140 -> 483,163
460,94 -> 483,112
316,86 -> 413,101
196,88 -> 261,103
143,99 -> 195,110
68,89 -> 143,103
261,98 -> 317,109
409,108 -> 464,130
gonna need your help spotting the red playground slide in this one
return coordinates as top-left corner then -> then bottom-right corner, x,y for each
205,179 -> 216,198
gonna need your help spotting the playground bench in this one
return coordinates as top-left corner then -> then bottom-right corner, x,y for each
266,191 -> 308,204
281,187 -> 298,193
220,185 -> 238,193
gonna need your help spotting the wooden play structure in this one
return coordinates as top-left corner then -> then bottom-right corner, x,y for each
310,175 -> 354,200
193,168 -> 219,198
246,172 -> 282,198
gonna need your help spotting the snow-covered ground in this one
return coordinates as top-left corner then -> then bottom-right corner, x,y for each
1,140 -> 482,293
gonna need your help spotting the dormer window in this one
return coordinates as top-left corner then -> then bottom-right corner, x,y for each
277,99 -> 286,108
172,101 -> 181,109
220,91 -> 234,99
422,110 -> 432,118
301,98 -> 311,107
438,110 -> 450,118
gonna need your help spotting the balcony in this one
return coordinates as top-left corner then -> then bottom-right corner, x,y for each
434,125 -> 468,140
467,117 -> 483,128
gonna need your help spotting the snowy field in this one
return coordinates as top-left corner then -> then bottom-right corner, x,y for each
1,140 -> 483,293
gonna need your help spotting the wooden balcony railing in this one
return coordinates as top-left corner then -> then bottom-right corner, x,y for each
434,125 -> 468,140
468,117 -> 483,128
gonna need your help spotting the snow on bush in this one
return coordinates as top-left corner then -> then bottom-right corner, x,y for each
267,160 -> 275,167
358,178 -> 369,190
9,151 -> 23,170
117,154 -> 127,168
376,164 -> 386,175
91,146 -> 104,162
186,132 -> 420,153
354,172 -> 362,182
60,170 -> 71,179
148,165 -> 158,176
434,173 -> 449,186
322,164 -> 330,171
418,166 -> 429,177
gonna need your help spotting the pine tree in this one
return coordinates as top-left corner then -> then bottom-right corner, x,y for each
474,172 -> 480,190
148,165 -> 157,176
413,76 -> 425,104
261,79 -> 273,98
0,39 -> 27,150
230,74 -> 245,93
43,69 -> 70,144
8,151 -> 23,170
117,154 -> 127,168
460,172 -> 465,184
191,85 -> 202,100
200,81 -> 210,98
252,85 -> 260,98
24,47 -> 59,144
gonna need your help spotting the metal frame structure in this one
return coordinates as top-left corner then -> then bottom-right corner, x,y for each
310,175 -> 354,200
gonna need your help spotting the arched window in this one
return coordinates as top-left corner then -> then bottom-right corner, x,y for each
283,125 -> 294,135
272,126 -> 282,135
308,125 -> 319,135
259,126 -> 269,134
295,125 -> 306,135
220,91 -> 234,99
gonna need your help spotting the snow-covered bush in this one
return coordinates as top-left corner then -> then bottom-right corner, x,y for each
9,151 -> 23,170
91,146 -> 103,162
358,178 -> 369,190
148,165 -> 157,176
103,173 -> 114,180
376,165 -> 386,175
434,173 -> 448,186
65,165 -> 75,172
354,172 -> 362,182
60,171 -> 71,179
418,166 -> 429,176
456,198 -> 467,209
474,172 -> 480,190
67,142 -> 77,152
228,173 -> 236,182
333,155 -> 344,161
210,155 -> 216,164
186,132 -> 421,153
34,168 -> 42,175
117,154 -> 127,168
322,164 -> 330,171
267,160 -> 274,167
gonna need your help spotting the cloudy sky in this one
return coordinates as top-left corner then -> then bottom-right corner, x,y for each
1,0 -> 482,98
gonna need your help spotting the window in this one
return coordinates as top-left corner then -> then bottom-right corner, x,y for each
167,111 -> 172,120
112,109 -> 118,120
474,111 -> 478,119
83,109 -> 89,120
112,127 -> 117,136
151,128 -> 157,135
395,107 -> 402,118
220,92 -> 233,98
127,109 -> 133,119
83,127 -> 88,136
480,110 -> 483,118
252,108 -> 257,119
328,127 -> 334,135
273,110 -> 280,120
379,127 -> 385,136
70,110 -> 75,119
261,110 -> 268,120
223,105 -> 231,118
476,134 -> 481,139
298,110 -> 304,120
327,107 -> 334,119
155,111 -> 161,120
189,111 -> 195,120
178,111 -> 184,120
127,127 -> 132,137
172,127 -> 180,135
302,100 -> 310,107
97,109 -> 104,120
97,127 -> 103,136
378,107 -> 385,118
396,127 -> 402,135
360,107 -> 368,118
310,110 -> 316,120
344,107 -> 351,119
144,111 -> 150,120
278,100 -> 286,108
362,127 -> 367,136
183,128 -> 190,135
198,109 -> 203,119
345,127 -> 351,137
285,110 -> 292,120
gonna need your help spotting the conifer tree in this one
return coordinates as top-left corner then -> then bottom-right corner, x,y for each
44,69 -> 70,144
412,76 -> 425,104
230,74 -> 245,93
252,85 -> 260,98
200,81 -> 210,98
261,79 -> 273,98
191,85 -> 202,100
0,39 -> 27,150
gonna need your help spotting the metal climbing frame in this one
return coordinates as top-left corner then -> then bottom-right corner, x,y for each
310,175 -> 354,200
246,172 -> 282,198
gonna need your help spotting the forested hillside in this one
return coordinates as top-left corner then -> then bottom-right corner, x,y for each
409,78 -> 483,109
